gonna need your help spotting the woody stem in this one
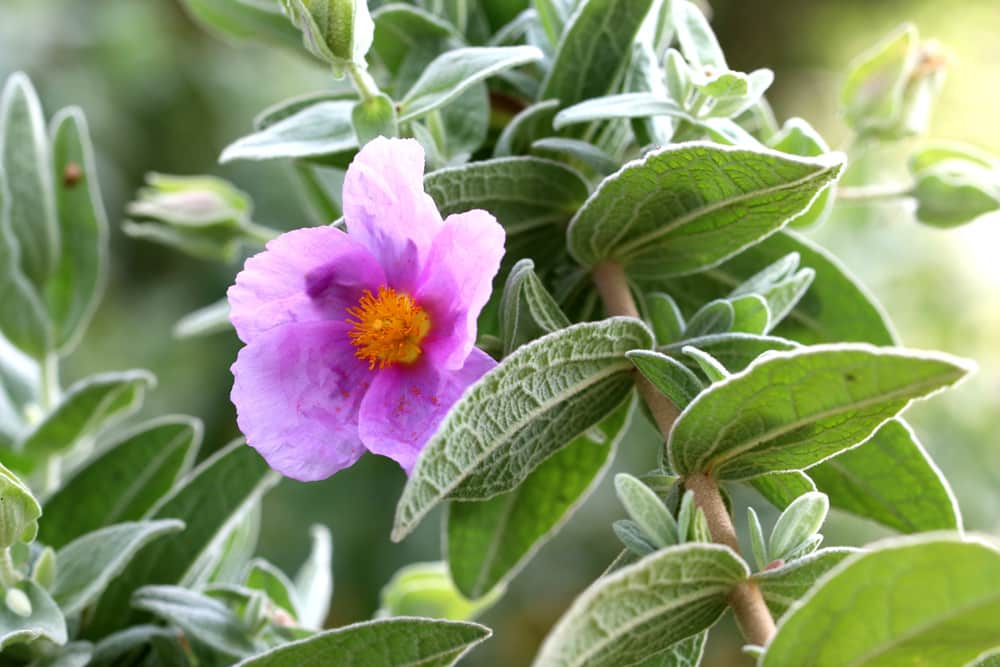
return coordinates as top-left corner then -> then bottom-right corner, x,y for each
591,261 -> 776,647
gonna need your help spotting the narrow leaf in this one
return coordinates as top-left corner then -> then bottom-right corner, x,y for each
220,101 -> 357,163
627,350 -> 703,411
0,580 -> 65,649
294,524 -> 333,630
752,547 -> 856,619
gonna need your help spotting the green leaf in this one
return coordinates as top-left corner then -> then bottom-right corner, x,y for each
10,370 -> 154,474
747,507 -> 768,570
234,617 -> 491,667
0,580 -> 66,649
433,83 -> 490,164
499,259 -> 571,356
0,462 -> 41,547
177,0 -> 304,50
0,72 -> 58,286
840,24 -> 917,136
761,537 -> 1000,667
351,93 -> 398,145
682,346 -> 729,382
615,474 -> 678,548
494,100 -> 560,157
539,0 -> 656,108
52,520 -> 185,616
294,524 -> 332,630
652,633 -> 707,667
749,470 -> 816,511
202,499 -> 262,586
371,4 -> 459,75
653,231 -> 897,346
808,418 -> 961,533
566,143 -> 844,278
85,441 -> 279,636
174,298 -> 232,338
627,350 -> 703,411
667,344 -> 972,480
220,100 -> 357,163
446,397 -> 631,599
246,559 -> 300,619
39,417 -> 200,548
768,118 -> 834,229
393,318 -> 653,541
672,0 -> 726,68
530,138 -> 619,176
379,561 -> 498,620
662,333 -> 798,375
534,0 -> 571,46
31,641 -> 93,667
912,160 -> 1000,228
767,492 -> 828,561
683,300 -> 734,338
89,624 -> 179,665
730,295 -> 770,335
45,108 -> 108,354
132,585 -> 258,659
553,93 -> 685,130
532,543 -> 749,667
424,157 -> 588,268
613,520 -> 657,557
646,292 -> 685,345
752,547 -> 856,618
399,46 -> 543,122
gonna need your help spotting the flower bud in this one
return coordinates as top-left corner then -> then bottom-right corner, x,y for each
5,587 -> 31,618
31,547 -> 56,590
377,562 -> 500,621
281,0 -> 374,71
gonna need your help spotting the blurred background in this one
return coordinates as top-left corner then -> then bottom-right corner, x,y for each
1,0 -> 997,664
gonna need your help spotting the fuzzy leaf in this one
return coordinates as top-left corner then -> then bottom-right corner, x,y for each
567,143 -> 844,278
220,101 -> 356,163
0,581 -> 65,649
668,344 -> 972,479
752,547 -> 856,618
393,318 -> 653,541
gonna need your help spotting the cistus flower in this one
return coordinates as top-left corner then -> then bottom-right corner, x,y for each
228,137 -> 505,481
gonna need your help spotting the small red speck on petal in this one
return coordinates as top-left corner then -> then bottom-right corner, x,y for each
430,396 -> 441,406
764,559 -> 785,571
410,386 -> 421,396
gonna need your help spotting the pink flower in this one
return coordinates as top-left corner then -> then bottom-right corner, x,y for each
228,138 -> 505,481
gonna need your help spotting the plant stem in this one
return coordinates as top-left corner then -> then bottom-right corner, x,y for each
347,63 -> 379,103
591,260 -> 776,647
836,182 -> 914,202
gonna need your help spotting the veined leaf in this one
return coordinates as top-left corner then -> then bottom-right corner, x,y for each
749,470 -> 816,510
499,258 -> 571,356
399,46 -> 543,122
661,332 -> 799,375
39,416 -> 201,548
235,617 -> 491,667
567,143 -> 844,278
246,559 -> 300,619
52,520 -> 185,616
494,100 -> 560,157
0,580 -> 65,649
553,93 -> 685,130
809,418 -> 961,533
627,350 -> 703,411
85,441 -> 279,636
178,0 -> 304,50
532,543 -> 749,667
447,397 -> 632,599
667,344 -> 972,480
752,547 -> 857,618
371,3 -> 460,74
45,108 -> 108,354
761,537 -> 1000,667
393,318 -> 652,541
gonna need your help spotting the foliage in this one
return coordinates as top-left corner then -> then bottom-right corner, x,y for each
0,0 -> 998,665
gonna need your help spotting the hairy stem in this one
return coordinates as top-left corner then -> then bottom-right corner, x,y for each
591,260 -> 776,647
836,182 -> 914,202
347,63 -> 379,103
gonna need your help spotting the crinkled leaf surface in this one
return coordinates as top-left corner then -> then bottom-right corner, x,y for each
393,318 -> 652,541
667,344 -> 972,479
533,544 -> 749,667
752,548 -> 857,619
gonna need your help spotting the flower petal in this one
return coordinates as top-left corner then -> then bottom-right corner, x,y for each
358,347 -> 496,474
228,226 -> 384,344
231,320 -> 372,481
416,209 -> 505,370
342,137 -> 442,291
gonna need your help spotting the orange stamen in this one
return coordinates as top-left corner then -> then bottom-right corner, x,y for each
346,286 -> 431,370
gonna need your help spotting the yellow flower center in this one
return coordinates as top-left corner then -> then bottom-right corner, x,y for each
346,286 -> 431,370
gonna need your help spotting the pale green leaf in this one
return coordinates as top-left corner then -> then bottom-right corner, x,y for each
39,416 -> 201,548
768,492 -> 829,561
178,0 -> 304,50
0,580 -> 65,649
174,298 -> 231,338
749,470 -> 816,511
45,108 -> 108,354
294,524 -> 333,630
667,344 -> 972,479
761,537 -> 1000,667
393,318 -> 653,541
399,46 -> 543,122
446,398 -> 631,599
234,617 -> 491,667
371,4 -> 459,74
52,520 -> 185,616
553,93 -> 685,130
566,143 -> 844,278
646,292 -> 685,345
672,0 -> 725,68
220,101 -> 357,163
752,547 -> 856,618
808,418 -> 961,533
615,473 -> 678,548
499,259 -> 571,356
627,350 -> 703,411
246,559 -> 300,619
683,300 -> 734,338
661,333 -> 798,375
532,543 -> 749,667
351,93 -> 397,145
494,100 -> 560,157
132,585 -> 258,658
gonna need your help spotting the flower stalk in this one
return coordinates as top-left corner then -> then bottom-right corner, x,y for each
591,260 -> 777,647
